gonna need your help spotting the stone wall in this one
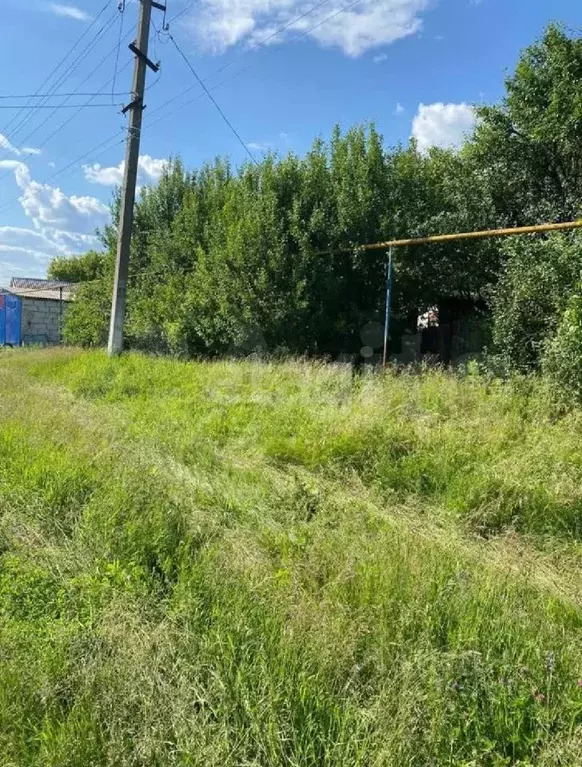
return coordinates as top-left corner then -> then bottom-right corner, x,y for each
21,298 -> 68,345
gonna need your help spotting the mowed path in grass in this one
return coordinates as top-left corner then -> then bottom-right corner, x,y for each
2,348 -> 582,766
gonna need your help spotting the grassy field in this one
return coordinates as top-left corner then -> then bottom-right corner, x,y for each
2,348 -> 582,766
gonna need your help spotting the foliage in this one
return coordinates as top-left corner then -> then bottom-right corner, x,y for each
469,23 -> 582,372
491,234 -> 582,372
3,348 -> 582,765
63,126 -> 498,357
47,250 -> 107,283
543,284 -> 582,402
58,24 -> 582,382
468,23 -> 582,225
62,278 -> 112,347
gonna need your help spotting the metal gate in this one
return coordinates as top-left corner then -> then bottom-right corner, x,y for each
0,294 -> 22,346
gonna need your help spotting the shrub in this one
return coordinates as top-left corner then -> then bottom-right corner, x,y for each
543,285 -> 582,402
491,234 -> 582,373
63,280 -> 111,347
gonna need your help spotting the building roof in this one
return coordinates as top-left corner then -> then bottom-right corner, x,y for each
5,277 -> 77,302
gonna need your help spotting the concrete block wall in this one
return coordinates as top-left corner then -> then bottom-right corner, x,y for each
21,298 -> 68,345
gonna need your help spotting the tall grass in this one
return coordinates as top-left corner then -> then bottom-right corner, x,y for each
1,348 -> 582,765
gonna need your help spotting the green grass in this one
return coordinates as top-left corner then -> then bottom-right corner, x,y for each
2,348 -> 582,765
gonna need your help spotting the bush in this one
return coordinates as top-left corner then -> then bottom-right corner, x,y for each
491,234 -> 582,373
63,280 -> 111,347
543,286 -> 582,402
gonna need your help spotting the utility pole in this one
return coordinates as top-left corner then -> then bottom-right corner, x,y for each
108,0 -> 164,356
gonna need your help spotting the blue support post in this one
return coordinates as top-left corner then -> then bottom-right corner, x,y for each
382,248 -> 393,368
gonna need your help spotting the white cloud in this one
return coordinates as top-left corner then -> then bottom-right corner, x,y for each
0,160 -> 109,285
0,160 -> 32,190
0,133 -> 41,158
0,134 -> 20,156
49,4 -> 92,21
183,0 -> 430,58
83,154 -> 168,186
411,102 -> 477,153
0,226 -> 63,255
246,141 -> 271,152
18,179 -> 108,236
373,53 -> 388,63
138,155 -> 168,180
395,102 -> 405,115
0,252 -> 51,286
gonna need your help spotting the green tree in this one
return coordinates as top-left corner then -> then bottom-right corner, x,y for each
48,250 -> 106,283
65,21 -> 582,367
468,24 -> 582,225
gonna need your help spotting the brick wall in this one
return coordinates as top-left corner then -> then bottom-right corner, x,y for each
21,298 -> 68,345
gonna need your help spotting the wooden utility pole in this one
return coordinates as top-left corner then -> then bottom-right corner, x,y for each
108,0 -> 163,356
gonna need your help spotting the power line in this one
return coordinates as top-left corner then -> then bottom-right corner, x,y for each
0,130 -> 126,217
0,103 -> 122,110
0,62 -> 131,190
0,0 -> 115,143
146,0 -> 365,133
112,1 -> 127,104
0,0 -> 367,226
0,17 -> 121,163
168,33 -> 256,163
0,92 -> 131,100
34,63 -> 132,154
1,5 -> 120,151
200,0 -> 335,84
168,0 -> 198,25
48,133 -> 126,185
1,24 -> 134,168
151,0 -> 333,119
0,7 -> 147,208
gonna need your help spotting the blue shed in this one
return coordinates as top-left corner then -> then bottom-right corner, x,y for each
0,293 -> 22,346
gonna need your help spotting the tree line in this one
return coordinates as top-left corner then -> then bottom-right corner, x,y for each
51,24 -> 582,394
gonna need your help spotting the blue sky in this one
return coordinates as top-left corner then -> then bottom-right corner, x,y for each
0,0 -> 581,285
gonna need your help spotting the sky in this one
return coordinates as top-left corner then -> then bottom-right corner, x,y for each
0,0 -> 581,286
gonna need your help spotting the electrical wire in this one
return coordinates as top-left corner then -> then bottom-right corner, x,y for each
0,103 -> 122,110
0,61 -> 130,190
146,0 -> 365,133
112,1 -> 127,105
0,0 -> 368,226
168,33 -> 256,163
168,0 -> 198,25
0,129 -> 126,217
1,5 -> 121,151
0,92 -> 131,100
38,60 -> 132,151
1,26 -> 135,171
47,132 -> 126,185
200,0 -> 335,84
0,0 -> 115,143
0,61 -> 131,191
0,4 -> 151,201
